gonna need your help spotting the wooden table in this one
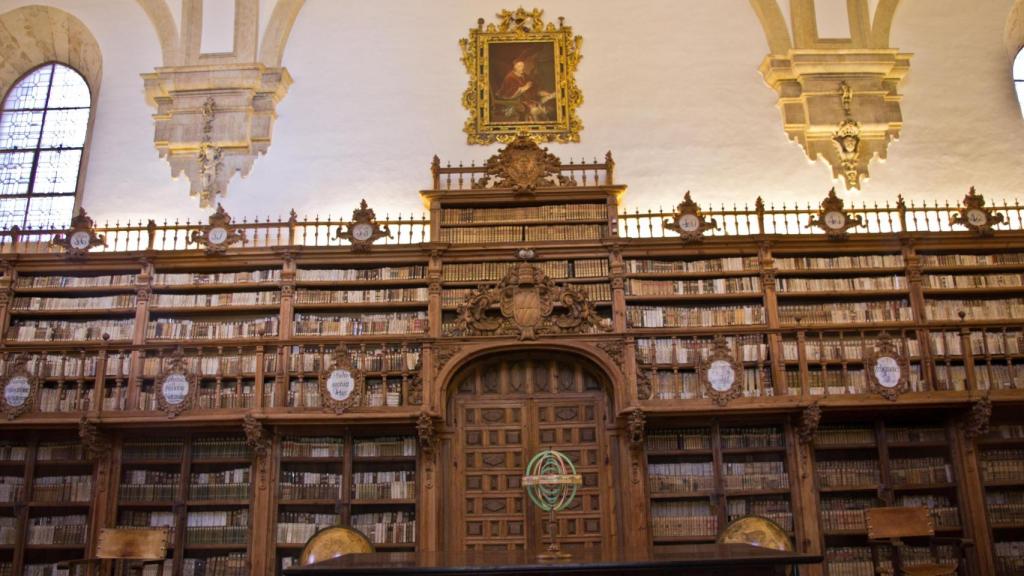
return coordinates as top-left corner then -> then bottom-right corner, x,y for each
284,543 -> 822,575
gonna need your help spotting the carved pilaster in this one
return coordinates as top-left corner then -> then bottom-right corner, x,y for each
627,408 -> 646,485
417,412 -> 439,489
79,417 -> 110,498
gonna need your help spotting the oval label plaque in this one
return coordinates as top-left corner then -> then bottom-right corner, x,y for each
3,375 -> 30,408
707,359 -> 736,392
326,369 -> 355,401
873,356 -> 902,389
161,373 -> 190,405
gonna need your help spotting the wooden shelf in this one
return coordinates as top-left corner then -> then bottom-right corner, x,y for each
350,499 -> 416,506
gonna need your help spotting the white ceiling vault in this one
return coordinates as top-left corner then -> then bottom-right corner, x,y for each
0,0 -> 1021,223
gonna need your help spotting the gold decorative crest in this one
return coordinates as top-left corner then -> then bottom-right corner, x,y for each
460,8 -> 584,144
51,208 -> 106,257
318,346 -> 363,414
950,186 -> 1005,236
701,336 -> 744,407
663,192 -> 718,242
808,188 -> 864,239
336,200 -> 391,251
866,333 -> 911,401
156,347 -> 196,418
0,355 -> 36,420
190,204 -> 245,254
455,260 -> 609,340
472,135 -> 575,193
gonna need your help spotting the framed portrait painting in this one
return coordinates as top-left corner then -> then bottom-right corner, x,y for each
460,8 -> 583,145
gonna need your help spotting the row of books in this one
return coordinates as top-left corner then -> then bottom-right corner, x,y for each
784,338 -> 920,362
627,305 -> 765,328
625,277 -> 761,297
897,494 -> 960,528
926,298 -> 1024,321
292,312 -> 428,336
153,270 -> 279,286
287,345 -> 420,373
650,501 -> 717,537
773,255 -> 905,270
924,273 -> 1024,289
37,387 -> 91,412
152,292 -> 280,308
726,497 -> 792,531
5,352 -> 106,379
824,547 -> 874,576
889,458 -> 953,485
7,319 -> 135,342
0,517 -> 14,545
27,514 -> 87,545
721,462 -> 789,490
816,460 -> 880,488
15,273 -> 137,289
33,475 -> 92,502
123,440 -> 184,460
442,259 -> 608,282
285,380 -> 326,409
188,469 -> 251,500
777,276 -> 906,292
438,224 -> 606,243
720,427 -> 784,449
277,512 -> 341,544
647,369 -> 773,400
645,429 -> 712,452
931,365 -> 974,391
888,427 -> 946,443
185,510 -> 248,545
137,388 -> 258,412
180,553 -> 247,576
354,437 -> 416,458
920,253 -> 1024,267
295,266 -> 426,282
352,510 -> 416,544
0,444 -> 26,461
930,330 -> 1024,356
820,495 -> 877,531
0,477 -> 22,502
647,462 -> 714,493
120,470 -> 180,501
981,449 -> 1024,482
352,471 -> 415,500
279,471 -> 342,500
995,541 -> 1024,576
193,438 -> 249,460
815,426 -> 876,447
11,294 -> 136,311
118,510 -> 176,531
985,424 -> 1024,441
443,283 -> 611,307
624,257 -> 759,275
147,317 -> 279,340
636,337 -> 767,365
281,437 -> 345,458
294,288 -> 428,305
440,204 -> 607,224
778,301 -> 913,324
286,379 -> 404,409
142,353 -> 275,378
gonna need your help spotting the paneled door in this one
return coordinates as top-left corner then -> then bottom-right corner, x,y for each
446,353 -> 615,556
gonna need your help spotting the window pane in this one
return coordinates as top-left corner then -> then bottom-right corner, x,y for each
0,151 -> 34,196
2,65 -> 52,110
0,110 -> 43,149
47,65 -> 90,108
40,108 -> 89,148
0,197 -> 27,229
24,195 -> 74,229
33,150 -> 81,195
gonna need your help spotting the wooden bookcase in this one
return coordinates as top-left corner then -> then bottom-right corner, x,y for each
976,416 -> 1024,576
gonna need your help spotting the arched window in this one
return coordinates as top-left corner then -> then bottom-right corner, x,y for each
1016,48 -> 1024,118
0,63 -> 91,230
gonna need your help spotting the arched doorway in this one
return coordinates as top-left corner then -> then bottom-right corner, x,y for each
444,351 -> 618,556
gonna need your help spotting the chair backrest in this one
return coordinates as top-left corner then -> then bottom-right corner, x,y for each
95,528 -> 169,561
866,507 -> 935,540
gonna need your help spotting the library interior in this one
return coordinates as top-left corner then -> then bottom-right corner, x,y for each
0,1 -> 1024,575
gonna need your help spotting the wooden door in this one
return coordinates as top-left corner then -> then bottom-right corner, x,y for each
447,353 -> 614,555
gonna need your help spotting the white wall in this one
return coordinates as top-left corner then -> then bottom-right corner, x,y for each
1,0 -> 1022,224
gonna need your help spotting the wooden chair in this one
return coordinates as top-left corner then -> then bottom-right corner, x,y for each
865,507 -> 971,576
59,527 -> 169,576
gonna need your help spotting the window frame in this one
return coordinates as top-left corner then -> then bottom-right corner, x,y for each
0,61 -> 96,230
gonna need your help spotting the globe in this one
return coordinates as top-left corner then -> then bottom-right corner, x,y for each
718,515 -> 794,552
298,526 -> 375,566
522,449 -> 582,559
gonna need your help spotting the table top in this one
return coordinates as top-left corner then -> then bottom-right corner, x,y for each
285,543 -> 822,575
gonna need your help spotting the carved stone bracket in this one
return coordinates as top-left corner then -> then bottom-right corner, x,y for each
455,260 -> 610,340
950,186 -> 1005,236
808,188 -> 864,239
189,204 -> 245,254
243,413 -> 272,491
472,135 -> 576,193
701,336 -> 744,407
336,199 -> 391,251
51,208 -> 106,257
318,346 -> 363,414
0,355 -> 36,420
78,417 -> 111,460
866,333 -> 911,401
663,192 -> 718,242
962,395 -> 992,439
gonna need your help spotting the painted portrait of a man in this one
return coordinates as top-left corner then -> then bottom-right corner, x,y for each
488,41 -> 558,123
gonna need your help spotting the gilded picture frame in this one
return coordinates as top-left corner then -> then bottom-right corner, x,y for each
460,8 -> 583,145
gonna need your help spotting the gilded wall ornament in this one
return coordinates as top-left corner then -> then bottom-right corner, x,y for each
808,188 -> 864,239
336,200 -> 391,251
156,347 -> 196,418
51,208 -> 106,257
318,346 -> 363,414
454,260 -> 610,340
0,356 -> 36,420
190,204 -> 245,254
472,135 -> 574,193
701,336 -> 744,407
950,187 -> 1005,236
866,333 -> 911,401
459,8 -> 583,144
663,192 -> 718,242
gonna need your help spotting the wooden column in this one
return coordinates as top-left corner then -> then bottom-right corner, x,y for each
759,242 -> 787,394
950,415 -> 996,576
788,416 -> 823,576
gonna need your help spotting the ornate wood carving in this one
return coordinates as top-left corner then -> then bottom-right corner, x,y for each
636,369 -> 653,401
78,417 -> 111,459
455,260 -> 609,340
700,336 -> 744,407
663,192 -> 718,242
0,355 -> 35,420
418,410 -> 440,489
950,186 -> 1005,236
243,414 -> 272,490
407,373 -> 424,406
156,347 -> 196,419
808,188 -> 863,239
797,402 -> 822,445
627,408 -> 646,485
962,395 -> 992,439
866,333 -> 911,401
595,339 -> 624,367
336,199 -> 391,251
472,135 -> 575,193
51,208 -> 106,257
434,344 -> 462,377
318,346 -> 363,414
190,204 -> 244,254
